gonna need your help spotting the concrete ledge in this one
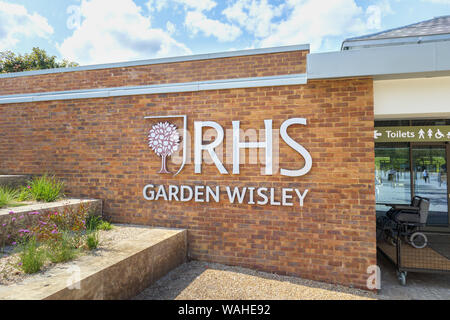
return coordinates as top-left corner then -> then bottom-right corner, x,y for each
0,175 -> 32,188
0,73 -> 308,104
0,227 -> 187,300
0,199 -> 102,217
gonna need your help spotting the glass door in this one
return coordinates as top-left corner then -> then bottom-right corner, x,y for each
412,144 -> 449,227
375,143 -> 411,213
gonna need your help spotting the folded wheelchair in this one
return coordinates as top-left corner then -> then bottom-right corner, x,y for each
377,196 -> 430,249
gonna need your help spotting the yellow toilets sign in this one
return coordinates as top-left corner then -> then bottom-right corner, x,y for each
374,126 -> 450,142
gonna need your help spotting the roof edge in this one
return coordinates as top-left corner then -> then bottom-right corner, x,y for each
0,44 -> 310,79
308,41 -> 450,80
342,33 -> 450,50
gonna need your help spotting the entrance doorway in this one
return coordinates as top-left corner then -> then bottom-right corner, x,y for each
374,119 -> 450,232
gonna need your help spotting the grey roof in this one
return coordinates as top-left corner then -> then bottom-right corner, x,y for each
346,15 -> 450,42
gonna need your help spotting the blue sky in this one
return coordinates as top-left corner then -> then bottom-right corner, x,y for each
1,0 -> 450,65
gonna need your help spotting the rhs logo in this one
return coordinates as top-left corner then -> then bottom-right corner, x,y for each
145,115 -> 312,178
148,122 -> 180,174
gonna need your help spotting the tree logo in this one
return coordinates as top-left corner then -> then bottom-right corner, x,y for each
148,122 -> 180,174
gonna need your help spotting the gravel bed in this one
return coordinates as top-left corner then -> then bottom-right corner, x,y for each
0,224 -> 139,286
134,261 -> 377,300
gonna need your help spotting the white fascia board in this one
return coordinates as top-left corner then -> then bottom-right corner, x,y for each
307,41 -> 450,79
0,73 -> 307,104
0,44 -> 309,79
0,96 -> 33,104
32,90 -> 110,102
199,74 -> 307,90
109,84 -> 200,97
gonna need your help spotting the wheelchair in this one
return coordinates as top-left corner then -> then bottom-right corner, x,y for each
377,196 -> 430,249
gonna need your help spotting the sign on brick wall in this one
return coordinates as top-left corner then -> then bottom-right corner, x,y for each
374,126 -> 450,142
143,116 -> 313,207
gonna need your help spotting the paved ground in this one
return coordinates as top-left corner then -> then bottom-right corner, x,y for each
377,253 -> 450,300
134,254 -> 450,300
134,261 -> 375,300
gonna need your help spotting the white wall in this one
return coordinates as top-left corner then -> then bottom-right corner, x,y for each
374,76 -> 450,119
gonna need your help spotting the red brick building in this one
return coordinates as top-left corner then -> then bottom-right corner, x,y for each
1,17 -> 450,289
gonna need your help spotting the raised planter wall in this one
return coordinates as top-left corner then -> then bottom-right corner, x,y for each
0,227 -> 187,300
0,175 -> 32,188
0,199 -> 102,243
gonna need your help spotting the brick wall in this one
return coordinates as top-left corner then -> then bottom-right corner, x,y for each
0,50 -> 376,289
0,51 -> 307,95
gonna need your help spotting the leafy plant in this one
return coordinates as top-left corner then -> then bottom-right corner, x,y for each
86,232 -> 99,250
27,174 -> 64,202
30,205 -> 89,243
18,237 -> 46,274
52,204 -> 87,232
98,220 -> 113,231
86,215 -> 112,231
1,47 -> 78,74
0,186 -> 19,208
46,232 -> 78,263
85,215 -> 102,232
0,211 -> 38,249
17,186 -> 33,202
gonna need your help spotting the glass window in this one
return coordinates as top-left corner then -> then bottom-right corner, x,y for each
411,119 -> 450,126
375,120 -> 410,127
375,143 -> 411,212
412,145 -> 448,225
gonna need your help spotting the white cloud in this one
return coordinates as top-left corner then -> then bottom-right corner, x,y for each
147,0 -> 217,12
148,0 -> 238,42
0,1 -> 53,51
146,0 -> 166,12
257,0 -> 389,51
185,11 -> 242,42
366,0 -> 394,30
58,0 -> 191,65
223,0 -> 284,38
421,0 -> 450,3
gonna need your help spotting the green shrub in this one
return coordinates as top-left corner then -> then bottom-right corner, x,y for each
86,232 -> 99,250
46,232 -> 78,263
18,237 -> 46,274
98,220 -> 113,231
86,215 -> 112,231
17,186 -> 33,202
27,174 -> 64,202
85,215 -> 101,232
0,186 -> 19,208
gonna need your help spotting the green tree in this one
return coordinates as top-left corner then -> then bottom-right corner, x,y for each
0,47 -> 78,73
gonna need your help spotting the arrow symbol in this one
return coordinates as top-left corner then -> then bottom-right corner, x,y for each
374,130 -> 382,139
